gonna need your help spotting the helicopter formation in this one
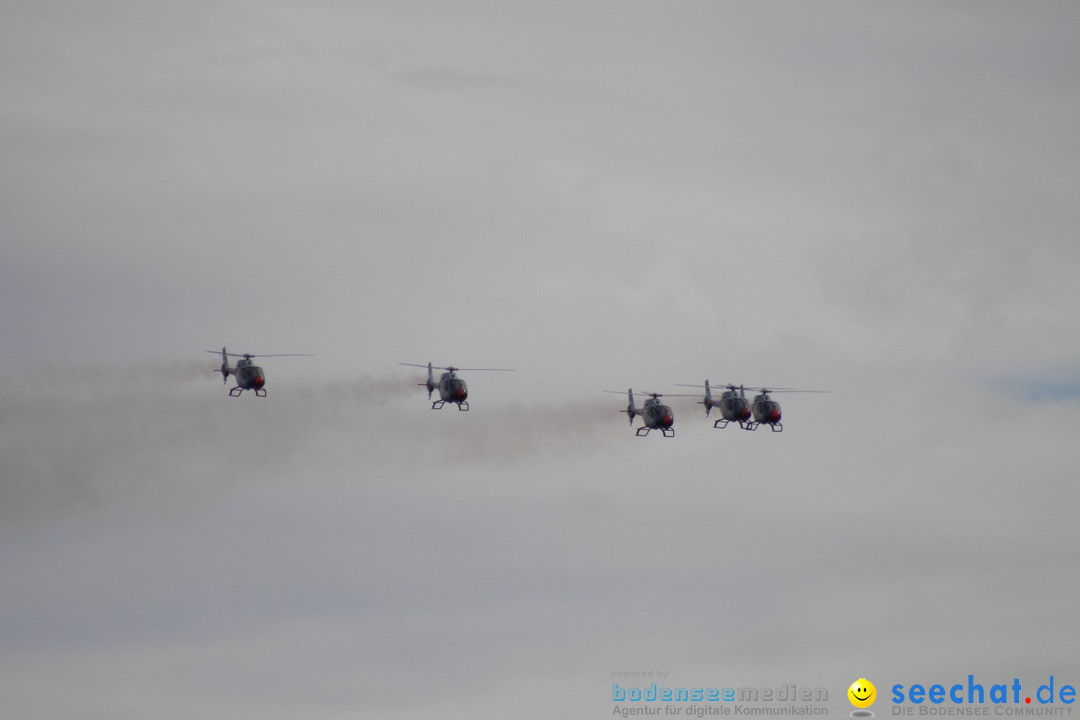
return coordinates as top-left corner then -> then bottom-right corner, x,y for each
671,380 -> 828,433
600,382 -> 827,437
208,349 -> 825,436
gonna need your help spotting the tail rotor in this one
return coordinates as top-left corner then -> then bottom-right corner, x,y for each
602,388 -> 639,424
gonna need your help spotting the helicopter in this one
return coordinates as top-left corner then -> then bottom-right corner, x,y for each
743,387 -> 828,431
605,389 -> 675,437
207,347 -> 313,397
399,362 -> 514,410
674,380 -> 753,429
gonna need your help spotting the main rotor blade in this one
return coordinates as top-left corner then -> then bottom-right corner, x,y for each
677,382 -> 773,391
759,389 -> 829,393
244,354 -> 315,358
451,368 -> 515,372
207,351 -> 313,358
398,363 -> 513,372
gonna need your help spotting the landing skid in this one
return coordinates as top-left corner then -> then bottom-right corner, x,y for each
229,387 -> 267,397
714,419 -> 754,430
744,422 -> 782,432
431,400 -> 469,411
636,426 -> 674,437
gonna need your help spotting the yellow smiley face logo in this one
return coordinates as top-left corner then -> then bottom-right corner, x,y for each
848,678 -> 876,708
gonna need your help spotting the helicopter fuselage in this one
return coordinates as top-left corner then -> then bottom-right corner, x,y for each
719,390 -> 752,422
751,394 -> 783,428
228,358 -> 266,396
438,372 -> 469,406
641,397 -> 674,430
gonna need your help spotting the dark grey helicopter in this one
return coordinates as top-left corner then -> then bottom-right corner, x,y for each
743,387 -> 828,431
605,389 -> 675,437
400,362 -> 514,410
674,380 -> 754,429
207,347 -> 313,397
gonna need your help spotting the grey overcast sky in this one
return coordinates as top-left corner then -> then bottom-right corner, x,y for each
2,2 -> 1079,718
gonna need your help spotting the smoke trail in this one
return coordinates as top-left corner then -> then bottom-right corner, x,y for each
0,363 -> 628,523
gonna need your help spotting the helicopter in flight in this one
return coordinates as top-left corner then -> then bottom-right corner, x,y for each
605,389 -> 675,437
207,347 -> 313,397
746,388 -> 798,432
675,382 -> 827,431
674,380 -> 753,429
745,387 -> 829,431
399,362 -> 514,410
